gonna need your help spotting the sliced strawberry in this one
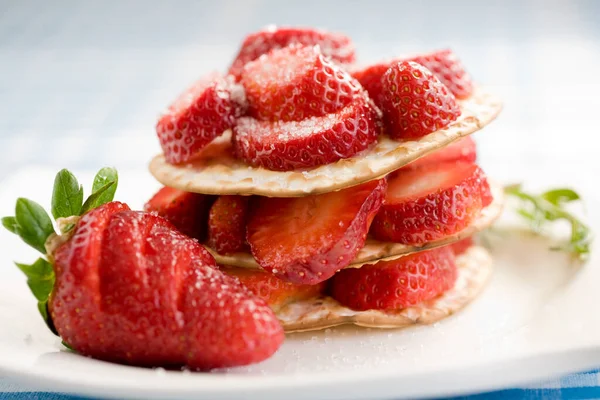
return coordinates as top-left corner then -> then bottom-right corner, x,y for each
408,49 -> 473,99
403,137 -> 477,170
381,61 -> 461,140
352,49 -> 473,104
247,179 -> 387,284
330,246 -> 457,311
233,97 -> 381,171
144,186 -> 213,241
156,72 -> 243,164
242,45 -> 362,122
476,167 -> 494,207
221,266 -> 326,311
229,26 -> 355,80
450,237 -> 474,255
207,195 -> 249,254
371,163 -> 489,245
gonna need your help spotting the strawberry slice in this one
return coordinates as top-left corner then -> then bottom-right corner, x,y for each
247,179 -> 387,284
229,26 -> 355,80
450,237 -> 474,255
144,186 -> 213,241
330,246 -> 457,311
220,266 -> 326,311
403,137 -> 477,170
371,163 -> 489,245
207,195 -> 250,255
156,72 -> 243,164
352,49 -> 473,104
241,45 -> 362,122
233,97 -> 381,171
381,61 -> 461,140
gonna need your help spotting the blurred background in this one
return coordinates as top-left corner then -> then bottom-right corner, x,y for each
0,0 -> 598,184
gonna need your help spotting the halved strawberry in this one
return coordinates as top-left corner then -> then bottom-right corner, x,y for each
381,61 -> 461,140
220,266 -> 326,311
352,49 -> 473,104
242,45 -> 362,122
156,72 -> 243,164
247,179 -> 387,284
144,186 -> 213,241
371,163 -> 489,245
233,97 -> 381,171
450,237 -> 474,255
229,26 -> 355,80
207,196 -> 249,255
330,246 -> 457,311
403,137 -> 477,170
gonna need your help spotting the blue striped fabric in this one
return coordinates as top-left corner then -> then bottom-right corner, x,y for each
1,0 -> 599,398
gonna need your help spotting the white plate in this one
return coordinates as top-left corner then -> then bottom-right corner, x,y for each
0,168 -> 599,400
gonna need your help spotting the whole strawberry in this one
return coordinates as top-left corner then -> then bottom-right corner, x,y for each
3,168 -> 283,370
381,61 -> 461,140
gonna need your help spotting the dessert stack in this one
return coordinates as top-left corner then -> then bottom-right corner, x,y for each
146,26 -> 504,332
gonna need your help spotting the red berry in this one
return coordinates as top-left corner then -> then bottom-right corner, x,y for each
51,202 -> 283,370
381,61 -> 461,140
241,45 -> 362,122
229,26 -> 355,80
144,186 -> 213,241
352,49 -> 473,104
221,265 -> 326,311
207,196 -> 250,254
247,179 -> 387,284
403,137 -> 477,170
233,97 -> 382,171
156,72 -> 243,164
371,162 -> 489,245
330,246 -> 457,311
450,237 -> 474,255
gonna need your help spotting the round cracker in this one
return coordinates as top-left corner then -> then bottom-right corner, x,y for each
278,245 -> 492,332
149,87 -> 502,197
208,181 -> 504,270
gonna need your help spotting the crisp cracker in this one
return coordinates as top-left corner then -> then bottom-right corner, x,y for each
278,245 -> 492,332
208,181 -> 504,270
149,87 -> 502,197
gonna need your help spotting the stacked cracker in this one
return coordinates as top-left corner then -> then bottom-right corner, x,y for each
148,26 -> 503,332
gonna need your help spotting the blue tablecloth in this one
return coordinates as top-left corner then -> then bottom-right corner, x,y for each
1,0 -> 599,398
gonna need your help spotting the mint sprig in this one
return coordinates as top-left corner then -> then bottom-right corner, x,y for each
2,167 -> 119,335
505,184 -> 592,260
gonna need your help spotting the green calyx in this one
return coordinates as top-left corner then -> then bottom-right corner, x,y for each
505,184 -> 592,261
2,167 -> 119,336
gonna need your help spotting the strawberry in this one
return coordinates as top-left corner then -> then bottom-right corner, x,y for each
408,49 -> 473,99
220,266 -> 326,311
241,45 -> 362,122
229,26 -> 355,80
380,61 -> 461,140
233,97 -> 382,171
144,186 -> 213,241
330,246 -> 457,311
207,195 -> 249,254
3,168 -> 283,370
371,162 -> 489,245
156,72 -> 244,164
403,137 -> 477,170
352,49 -> 473,104
450,237 -> 474,255
247,179 -> 387,284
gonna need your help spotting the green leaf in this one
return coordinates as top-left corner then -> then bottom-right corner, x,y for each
15,258 -> 54,280
80,181 -> 115,214
2,216 -> 19,234
61,340 -> 73,350
505,185 -> 592,261
91,167 -> 118,206
38,301 -> 58,336
14,198 -> 55,254
16,258 -> 57,336
51,169 -> 84,219
542,188 -> 580,207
